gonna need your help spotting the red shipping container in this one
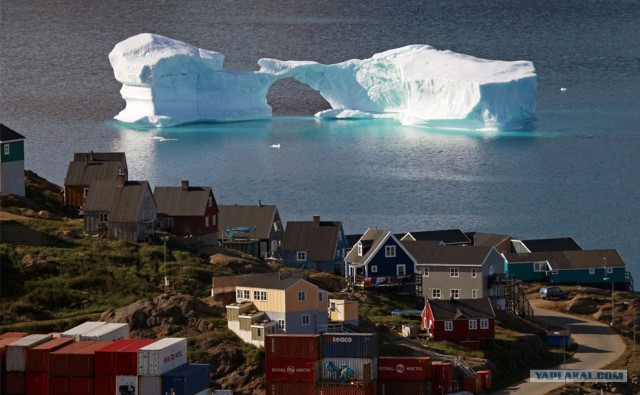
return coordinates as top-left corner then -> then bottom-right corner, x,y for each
431,381 -> 453,395
71,376 -> 94,395
0,333 -> 28,340
116,339 -> 156,375
431,361 -> 453,383
377,381 -> 432,395
463,375 -> 482,393
316,382 -> 375,395
94,339 -> 140,375
50,376 -> 72,395
4,371 -> 25,395
94,374 -> 116,395
26,337 -> 74,372
265,334 -> 321,360
26,371 -> 49,395
476,369 -> 493,389
71,341 -> 109,376
49,341 -> 94,376
265,381 -> 316,395
377,356 -> 432,381
265,358 -> 320,382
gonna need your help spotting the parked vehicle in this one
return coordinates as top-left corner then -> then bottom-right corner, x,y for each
539,286 -> 570,300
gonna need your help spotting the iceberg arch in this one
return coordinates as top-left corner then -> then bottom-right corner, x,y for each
109,33 -> 537,130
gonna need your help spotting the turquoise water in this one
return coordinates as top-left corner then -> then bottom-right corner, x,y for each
2,0 -> 639,283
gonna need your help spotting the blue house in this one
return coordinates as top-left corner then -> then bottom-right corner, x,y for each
344,227 -> 416,287
282,215 -> 348,273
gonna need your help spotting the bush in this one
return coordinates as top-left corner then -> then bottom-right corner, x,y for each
68,273 -> 113,291
9,301 -> 52,320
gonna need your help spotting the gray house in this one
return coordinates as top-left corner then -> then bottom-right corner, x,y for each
83,176 -> 156,241
217,203 -> 284,259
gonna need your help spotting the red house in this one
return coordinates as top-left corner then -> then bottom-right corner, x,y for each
422,298 -> 495,348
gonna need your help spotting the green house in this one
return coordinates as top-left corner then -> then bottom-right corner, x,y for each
0,124 -> 26,196
503,252 -> 551,282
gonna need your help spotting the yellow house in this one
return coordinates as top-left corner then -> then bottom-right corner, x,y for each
329,298 -> 359,326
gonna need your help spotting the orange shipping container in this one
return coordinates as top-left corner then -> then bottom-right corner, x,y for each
26,337 -> 74,372
265,334 -> 322,360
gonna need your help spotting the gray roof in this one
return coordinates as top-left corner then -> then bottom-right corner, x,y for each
504,249 -> 625,270
520,237 -> 582,252
344,228 -> 390,266
283,220 -> 342,261
73,152 -> 126,164
427,298 -> 495,320
401,229 -> 471,245
467,232 -> 511,247
0,124 -> 25,142
236,272 -> 317,291
65,161 -> 124,186
83,180 -> 153,222
218,204 -> 279,240
405,242 -> 494,266
154,184 -> 214,217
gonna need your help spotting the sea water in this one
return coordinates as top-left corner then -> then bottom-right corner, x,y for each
1,0 -> 639,282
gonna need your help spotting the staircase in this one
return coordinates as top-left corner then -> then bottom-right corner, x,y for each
432,352 -> 476,377
505,277 -> 534,320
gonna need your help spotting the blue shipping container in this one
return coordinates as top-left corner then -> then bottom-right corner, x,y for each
161,363 -> 210,395
321,333 -> 378,358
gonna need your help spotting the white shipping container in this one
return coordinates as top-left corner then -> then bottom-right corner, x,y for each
138,337 -> 187,376
138,375 -> 161,395
320,357 -> 377,383
5,334 -> 53,371
79,322 -> 129,341
116,375 -> 138,395
61,321 -> 107,340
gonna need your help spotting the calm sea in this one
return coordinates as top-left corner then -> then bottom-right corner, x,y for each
2,0 -> 639,284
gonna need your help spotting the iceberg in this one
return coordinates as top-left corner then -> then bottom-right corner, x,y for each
109,33 -> 537,130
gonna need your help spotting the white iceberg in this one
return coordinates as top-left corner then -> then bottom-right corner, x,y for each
109,33 -> 537,130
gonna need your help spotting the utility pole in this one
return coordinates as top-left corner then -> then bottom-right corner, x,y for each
162,235 -> 169,294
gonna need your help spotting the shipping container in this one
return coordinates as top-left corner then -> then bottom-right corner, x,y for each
463,375 -> 482,393
4,371 -> 25,395
316,382 -> 375,395
94,339 -> 141,375
265,358 -> 320,383
476,370 -> 493,390
5,334 -> 53,371
161,363 -> 210,395
60,321 -> 107,340
431,381 -> 453,395
79,322 -> 129,341
116,339 -> 157,375
25,337 -> 74,372
377,356 -> 432,382
321,333 -> 378,358
431,361 -> 454,383
265,381 -> 316,395
377,381 -> 432,395
26,371 -> 48,395
116,375 -> 138,395
94,374 -> 116,395
139,375 -> 162,395
49,341 -> 95,376
71,341 -> 110,376
265,334 -> 321,360
319,357 -> 377,383
0,333 -> 28,340
50,376 -> 72,395
138,337 -> 187,376
71,376 -> 94,395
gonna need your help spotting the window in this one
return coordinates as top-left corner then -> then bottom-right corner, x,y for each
472,289 -> 479,299
205,216 -> 209,227
450,268 -> 459,278
211,215 -> 216,226
444,321 -> 453,331
278,320 -> 285,330
471,268 -> 477,278
99,213 -> 109,222
423,267 -> 429,277
589,268 -> 595,275
302,315 -> 310,325
298,291 -> 306,301
236,289 -> 242,299
534,262 -> 546,272
480,319 -> 489,330
385,245 -> 396,257
606,267 -> 613,274
450,289 -> 460,299
432,289 -> 441,299
3,144 -> 9,155
468,320 -> 478,330
371,265 -> 378,273
552,270 -> 558,275
318,292 -> 323,302
253,291 -> 267,301
357,243 -> 363,256
296,251 -> 307,261
397,264 -> 406,276
243,290 -> 250,299
83,187 -> 89,198
237,289 -> 250,300
273,221 -> 280,231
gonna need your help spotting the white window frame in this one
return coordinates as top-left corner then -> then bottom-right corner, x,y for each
278,320 -> 285,330
397,264 -> 406,276
472,289 -> 479,299
450,289 -> 460,299
471,268 -> 477,278
385,245 -> 396,258
236,289 -> 242,300
357,243 -> 363,256
211,215 -> 216,226
552,270 -> 559,275
298,291 -> 306,301
302,315 -> 310,326
296,251 -> 307,261
371,265 -> 378,273
243,290 -> 250,299
3,144 -> 9,155
469,319 -> 478,330
99,213 -> 109,222
83,187 -> 89,198
480,319 -> 489,330
423,267 -> 429,277
606,267 -> 613,274
444,321 -> 453,331
450,267 -> 459,278
534,262 -> 546,272
432,289 -> 441,299
589,268 -> 595,275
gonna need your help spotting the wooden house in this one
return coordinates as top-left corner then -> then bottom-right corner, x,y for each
421,298 -> 495,347
344,227 -> 416,286
83,175 -> 156,241
0,124 -> 25,197
154,180 -> 219,243
282,215 -> 348,273
217,203 -> 283,260
64,151 -> 128,208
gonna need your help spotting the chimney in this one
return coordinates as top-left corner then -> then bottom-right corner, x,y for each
259,199 -> 262,207
313,215 -> 320,226
89,150 -> 94,162
115,173 -> 125,187
181,180 -> 189,191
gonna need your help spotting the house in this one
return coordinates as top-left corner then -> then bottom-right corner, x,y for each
83,175 -> 156,241
282,215 -> 348,273
223,272 -> 329,347
329,299 -> 359,326
504,249 -> 629,289
64,151 -> 128,208
217,202 -> 283,260
421,298 -> 496,347
154,180 -> 218,242
400,229 -> 472,245
344,227 -> 416,286
405,241 -> 506,301
0,124 -> 26,197
511,237 -> 583,253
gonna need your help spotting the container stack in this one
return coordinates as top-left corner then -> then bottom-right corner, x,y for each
462,375 -> 483,393
25,337 -> 74,395
4,334 -> 53,395
377,356 -> 432,395
79,322 -> 129,342
0,333 -> 28,394
138,337 -> 189,395
264,334 -> 322,395
94,339 -> 144,395
49,340 -> 111,395
60,321 -> 108,341
475,370 -> 493,391
431,361 -> 454,395
161,363 -> 210,395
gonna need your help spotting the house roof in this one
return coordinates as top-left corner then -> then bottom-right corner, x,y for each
427,298 -> 495,320
346,234 -> 363,249
283,218 -> 342,261
218,204 -> 279,240
73,152 -> 127,164
83,180 -> 153,222
401,229 -> 472,245
520,237 -> 583,252
235,272 -> 319,291
344,228 -> 390,266
0,124 -> 25,142
154,183 -> 214,217
405,242 -> 495,266
65,161 -> 125,186
467,232 -> 511,247
504,249 -> 625,270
